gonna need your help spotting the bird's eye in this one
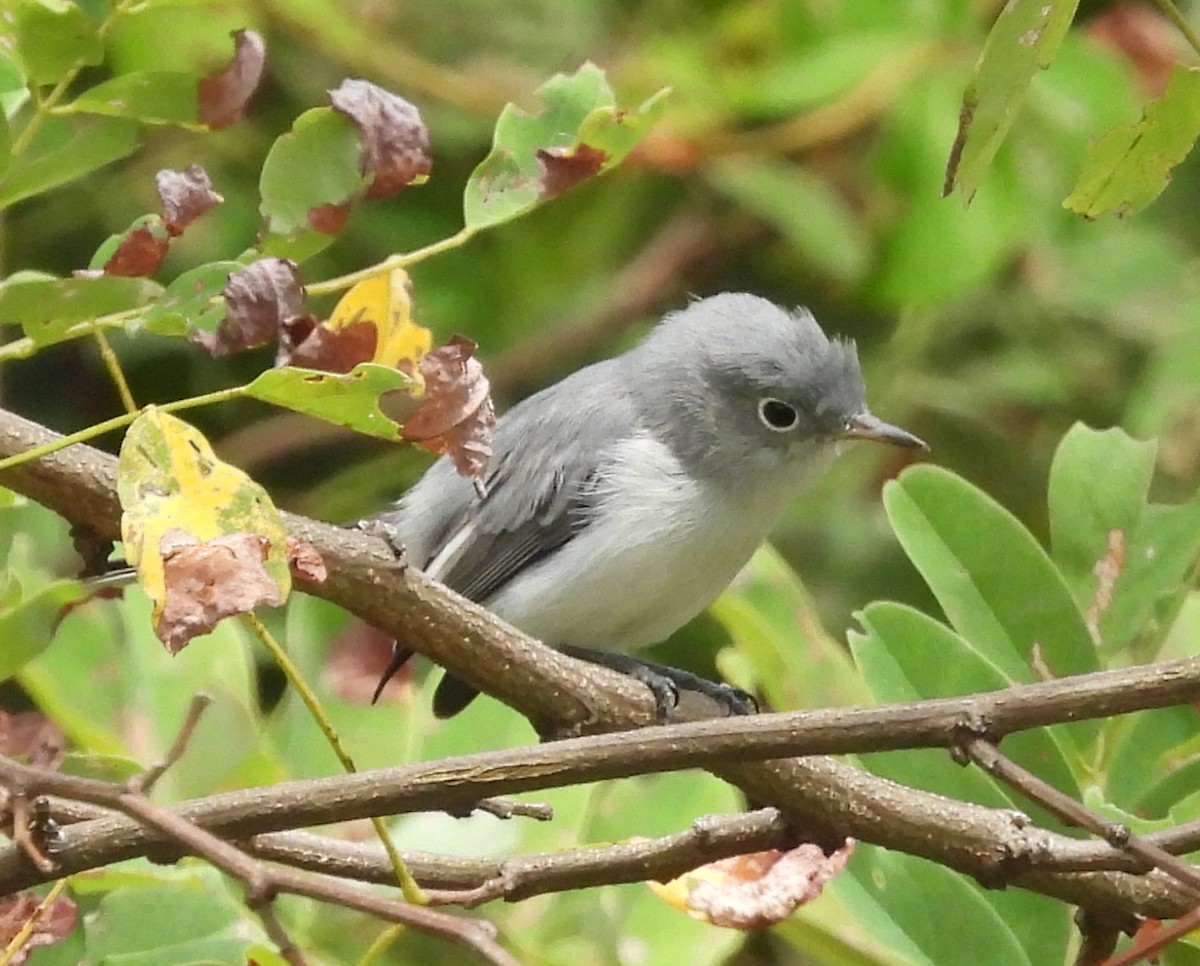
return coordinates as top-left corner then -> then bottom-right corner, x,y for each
757,398 -> 798,432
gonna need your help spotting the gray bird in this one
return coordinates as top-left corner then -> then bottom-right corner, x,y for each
377,292 -> 925,717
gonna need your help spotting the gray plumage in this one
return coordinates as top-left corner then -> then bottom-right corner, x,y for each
381,293 -> 922,713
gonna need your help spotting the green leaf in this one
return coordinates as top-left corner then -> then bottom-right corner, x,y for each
709,545 -> 871,710
0,579 -> 91,680
851,602 -> 1081,812
1104,704 -> 1200,816
463,62 -> 666,230
1048,423 -> 1200,653
10,0 -> 104,84
706,156 -> 870,282
139,260 -> 241,336
0,114 -> 139,209
0,274 -> 162,345
848,846 -> 1037,966
0,49 -> 29,117
780,875 -> 933,966
59,751 -> 144,783
68,71 -> 200,125
258,106 -> 365,261
1048,424 -> 1156,602
244,363 -> 418,438
1065,65 -> 1200,218
884,465 -> 1098,680
84,866 -> 272,965
944,0 -> 1079,202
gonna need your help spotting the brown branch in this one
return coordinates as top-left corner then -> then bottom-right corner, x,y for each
1,762 -> 523,966
3,405 -> 1200,924
133,692 -> 213,794
961,736 -> 1200,898
247,809 -> 795,903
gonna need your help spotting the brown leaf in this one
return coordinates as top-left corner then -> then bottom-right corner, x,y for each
103,224 -> 170,277
198,29 -> 266,129
194,257 -> 305,356
156,165 -> 222,236
0,711 -> 66,769
308,201 -> 352,234
536,143 -> 607,199
659,839 -> 854,930
156,529 -> 284,653
329,79 -> 432,200
323,621 -> 408,704
402,336 -> 495,482
0,892 -> 77,966
286,536 -> 327,583
278,317 -> 377,372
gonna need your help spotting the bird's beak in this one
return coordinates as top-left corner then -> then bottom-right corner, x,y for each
841,411 -> 928,450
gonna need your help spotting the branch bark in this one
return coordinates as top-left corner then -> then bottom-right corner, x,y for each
1,405 -> 1197,924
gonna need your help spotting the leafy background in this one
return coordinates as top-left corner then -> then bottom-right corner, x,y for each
4,0 -> 1200,964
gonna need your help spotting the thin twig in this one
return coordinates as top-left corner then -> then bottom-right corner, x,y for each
0,879 -> 68,966
91,328 -> 137,414
133,693 -> 214,795
113,793 -> 306,966
464,798 -> 553,822
961,737 -> 1200,898
243,613 -> 425,905
1100,909 -> 1200,966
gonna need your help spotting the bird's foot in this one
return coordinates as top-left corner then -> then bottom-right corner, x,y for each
558,646 -> 758,720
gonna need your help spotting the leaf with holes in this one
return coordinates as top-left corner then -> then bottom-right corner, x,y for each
245,363 -> 419,439
463,62 -> 667,230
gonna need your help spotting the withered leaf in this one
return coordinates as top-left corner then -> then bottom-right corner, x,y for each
103,225 -> 170,278
308,201 -> 352,234
329,78 -> 432,200
157,529 -> 283,653
278,317 -> 377,372
198,29 -> 266,129
0,892 -> 77,966
286,536 -> 327,583
194,257 -> 305,356
536,143 -> 608,199
402,336 -> 495,482
0,711 -> 66,769
679,839 -> 855,930
156,165 -> 223,236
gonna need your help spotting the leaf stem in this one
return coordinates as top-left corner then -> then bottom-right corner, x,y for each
0,386 -> 247,473
0,878 -> 68,966
0,307 -> 145,362
7,0 -> 140,160
306,227 -> 477,297
242,613 -> 426,905
92,328 -> 138,413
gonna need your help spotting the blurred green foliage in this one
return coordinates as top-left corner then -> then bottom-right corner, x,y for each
6,0 -> 1200,963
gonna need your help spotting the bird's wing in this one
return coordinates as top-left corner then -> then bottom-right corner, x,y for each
386,360 -> 634,604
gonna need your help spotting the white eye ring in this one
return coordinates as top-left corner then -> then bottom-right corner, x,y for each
758,397 -> 799,432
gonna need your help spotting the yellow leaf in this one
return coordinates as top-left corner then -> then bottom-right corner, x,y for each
327,268 -> 431,370
117,409 -> 291,649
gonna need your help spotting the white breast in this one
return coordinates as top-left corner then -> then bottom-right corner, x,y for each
484,433 -> 817,653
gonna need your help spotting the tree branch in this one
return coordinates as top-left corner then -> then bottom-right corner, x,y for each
2,405 -> 1199,925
